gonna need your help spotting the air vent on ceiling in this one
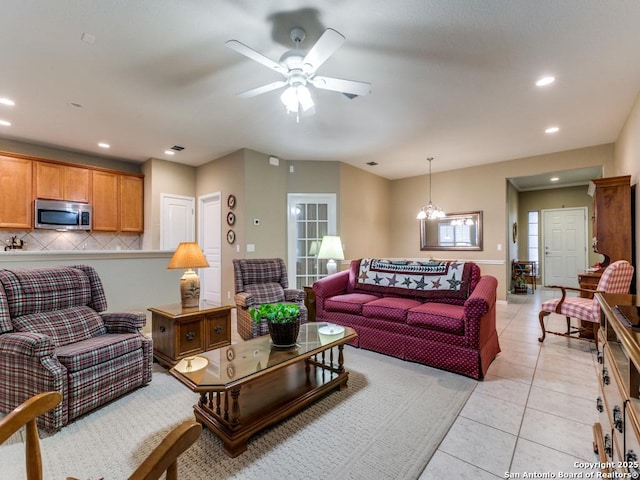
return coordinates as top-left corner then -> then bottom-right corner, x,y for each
171,145 -> 185,151
366,161 -> 378,166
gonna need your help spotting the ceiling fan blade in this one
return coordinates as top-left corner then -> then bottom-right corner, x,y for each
312,76 -> 372,97
225,40 -> 285,74
236,80 -> 287,99
302,28 -> 346,72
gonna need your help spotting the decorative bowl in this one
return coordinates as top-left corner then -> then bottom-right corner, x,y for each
318,324 -> 345,345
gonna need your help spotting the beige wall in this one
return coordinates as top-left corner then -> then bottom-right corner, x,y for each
615,89 -> 640,290
244,149 -> 288,260
195,150 -> 245,303
141,158 -> 196,250
339,163 -> 391,263
0,137 -> 140,173
388,144 -> 615,300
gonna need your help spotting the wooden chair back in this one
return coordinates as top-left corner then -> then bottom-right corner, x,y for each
128,420 -> 202,480
0,391 -> 62,480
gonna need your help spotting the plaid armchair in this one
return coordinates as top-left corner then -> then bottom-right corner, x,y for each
0,265 -> 153,431
233,258 -> 308,340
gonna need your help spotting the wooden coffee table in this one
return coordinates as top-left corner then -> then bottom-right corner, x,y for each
170,322 -> 357,457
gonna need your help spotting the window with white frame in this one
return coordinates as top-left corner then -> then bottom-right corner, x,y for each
528,210 -> 539,262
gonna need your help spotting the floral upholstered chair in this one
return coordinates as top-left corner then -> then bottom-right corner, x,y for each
0,265 -> 153,430
233,258 -> 307,340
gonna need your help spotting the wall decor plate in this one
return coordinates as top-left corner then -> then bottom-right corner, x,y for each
226,229 -> 235,244
227,194 -> 236,209
226,211 -> 235,226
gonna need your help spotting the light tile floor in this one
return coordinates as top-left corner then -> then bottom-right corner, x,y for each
420,288 -> 600,479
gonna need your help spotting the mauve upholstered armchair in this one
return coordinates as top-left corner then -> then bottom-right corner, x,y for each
233,258 -> 307,340
0,265 -> 153,431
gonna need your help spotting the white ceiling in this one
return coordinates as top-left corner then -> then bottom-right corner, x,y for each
1,1 -> 639,185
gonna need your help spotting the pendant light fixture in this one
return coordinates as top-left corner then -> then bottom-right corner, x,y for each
416,157 -> 446,220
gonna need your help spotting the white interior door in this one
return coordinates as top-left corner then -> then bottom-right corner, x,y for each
160,194 -> 195,249
542,207 -> 588,288
287,193 -> 337,289
199,193 -> 221,306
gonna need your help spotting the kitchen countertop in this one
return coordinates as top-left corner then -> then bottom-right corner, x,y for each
0,250 -> 174,262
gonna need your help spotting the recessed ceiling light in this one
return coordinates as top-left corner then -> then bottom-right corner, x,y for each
550,177 -> 560,182
98,142 -> 110,149
536,76 -> 555,87
545,126 -> 560,134
0,120 -> 11,126
0,98 -> 15,106
164,150 -> 175,155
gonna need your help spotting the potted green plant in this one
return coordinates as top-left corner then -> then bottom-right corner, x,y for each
250,303 -> 301,347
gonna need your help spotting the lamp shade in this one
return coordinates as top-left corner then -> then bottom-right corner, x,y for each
317,236 -> 344,260
167,242 -> 210,270
167,242 -> 209,308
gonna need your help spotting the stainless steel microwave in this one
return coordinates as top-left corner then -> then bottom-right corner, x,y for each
34,199 -> 92,231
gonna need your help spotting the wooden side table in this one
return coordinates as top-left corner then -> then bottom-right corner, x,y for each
149,303 -> 232,368
303,286 -> 316,322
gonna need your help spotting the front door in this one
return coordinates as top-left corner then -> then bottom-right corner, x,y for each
542,207 -> 588,288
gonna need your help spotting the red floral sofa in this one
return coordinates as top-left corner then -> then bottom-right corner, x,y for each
313,258 -> 500,379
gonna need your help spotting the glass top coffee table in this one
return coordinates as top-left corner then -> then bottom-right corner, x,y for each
170,322 -> 357,457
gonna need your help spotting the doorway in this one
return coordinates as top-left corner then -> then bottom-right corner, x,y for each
160,194 -> 195,249
286,193 -> 337,289
199,193 -> 222,305
542,207 -> 588,288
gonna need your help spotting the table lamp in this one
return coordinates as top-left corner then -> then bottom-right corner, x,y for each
317,235 -> 344,276
167,242 -> 210,308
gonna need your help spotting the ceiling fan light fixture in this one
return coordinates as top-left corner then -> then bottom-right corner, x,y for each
280,85 -> 314,114
280,87 -> 298,113
297,86 -> 314,111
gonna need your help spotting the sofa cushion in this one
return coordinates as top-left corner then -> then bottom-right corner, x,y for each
348,258 -> 475,301
12,306 -> 107,347
56,333 -> 143,373
362,297 -> 422,323
244,282 -> 285,304
325,293 -> 379,315
407,303 -> 466,335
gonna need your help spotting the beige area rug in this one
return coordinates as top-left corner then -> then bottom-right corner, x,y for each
0,347 -> 476,480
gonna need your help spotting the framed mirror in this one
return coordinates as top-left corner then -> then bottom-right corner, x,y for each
420,211 -> 483,251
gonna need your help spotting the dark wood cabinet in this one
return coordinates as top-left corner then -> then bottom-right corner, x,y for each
149,304 -> 232,368
590,175 -> 632,269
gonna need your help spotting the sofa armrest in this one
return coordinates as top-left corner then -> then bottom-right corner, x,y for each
101,312 -> 147,333
463,275 -> 498,349
312,270 -> 350,317
0,332 -> 55,357
284,288 -> 306,303
313,270 -> 349,298
234,292 -> 257,308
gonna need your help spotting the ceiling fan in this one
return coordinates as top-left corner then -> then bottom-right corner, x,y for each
226,27 -> 371,119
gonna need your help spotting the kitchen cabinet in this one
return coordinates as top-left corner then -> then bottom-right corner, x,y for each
0,155 -> 32,228
35,162 -> 90,202
92,170 -> 119,231
92,171 -> 144,233
119,174 -> 143,232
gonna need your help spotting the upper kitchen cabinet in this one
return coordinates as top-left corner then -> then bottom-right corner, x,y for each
120,174 -> 143,232
35,161 -> 91,203
92,170 -> 144,233
0,155 -> 33,228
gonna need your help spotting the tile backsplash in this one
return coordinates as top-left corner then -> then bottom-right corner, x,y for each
2,230 -> 140,251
